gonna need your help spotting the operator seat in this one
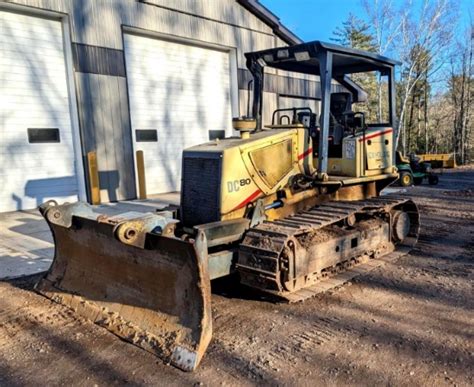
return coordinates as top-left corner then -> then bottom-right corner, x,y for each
329,92 -> 353,145
327,92 -> 353,158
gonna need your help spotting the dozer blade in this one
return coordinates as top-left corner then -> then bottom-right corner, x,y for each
35,201 -> 212,371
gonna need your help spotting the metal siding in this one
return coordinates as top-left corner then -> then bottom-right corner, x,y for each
87,74 -> 109,199
116,77 -> 136,199
262,92 -> 278,128
138,0 -> 275,34
95,73 -> 131,202
75,72 -> 96,152
278,96 -> 321,116
100,74 -> 120,201
74,71 -> 95,202
3,0 -> 322,201
74,72 -> 135,201
237,68 -> 342,99
72,43 -> 126,77
4,0 -> 276,65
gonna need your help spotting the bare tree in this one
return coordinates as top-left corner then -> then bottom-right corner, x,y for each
450,23 -> 473,164
428,92 -> 453,153
363,0 -> 403,121
362,0 -> 457,155
395,0 -> 457,155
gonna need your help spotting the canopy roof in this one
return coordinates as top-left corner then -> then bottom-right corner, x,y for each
245,41 -> 400,76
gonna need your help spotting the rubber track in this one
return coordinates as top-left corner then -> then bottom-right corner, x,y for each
238,196 -> 419,303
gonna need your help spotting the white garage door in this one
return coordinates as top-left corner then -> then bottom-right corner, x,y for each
124,34 -> 233,194
0,11 -> 80,212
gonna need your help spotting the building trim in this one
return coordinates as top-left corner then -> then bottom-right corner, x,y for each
62,18 -> 87,201
123,25 -> 237,52
137,0 -> 275,38
0,1 -> 65,20
72,43 -> 126,77
136,0 -> 301,46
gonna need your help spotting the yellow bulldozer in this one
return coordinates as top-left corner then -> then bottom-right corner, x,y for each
35,41 -> 419,371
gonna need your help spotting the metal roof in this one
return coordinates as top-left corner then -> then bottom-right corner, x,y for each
245,40 -> 401,76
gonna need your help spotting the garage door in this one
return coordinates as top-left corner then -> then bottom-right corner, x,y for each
124,34 -> 233,194
0,11 -> 80,212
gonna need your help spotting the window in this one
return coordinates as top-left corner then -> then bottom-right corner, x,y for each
27,128 -> 60,143
209,130 -> 225,140
135,129 -> 158,142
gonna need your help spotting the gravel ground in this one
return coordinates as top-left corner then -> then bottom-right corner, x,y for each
1,166 -> 473,386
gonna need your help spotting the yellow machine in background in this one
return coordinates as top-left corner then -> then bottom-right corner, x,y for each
36,41 -> 419,371
418,153 -> 457,168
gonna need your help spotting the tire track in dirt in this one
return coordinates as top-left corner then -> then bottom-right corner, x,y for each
0,167 -> 473,386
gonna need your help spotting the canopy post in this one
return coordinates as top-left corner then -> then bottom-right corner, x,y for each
246,57 -> 264,130
317,51 -> 333,179
388,66 -> 398,163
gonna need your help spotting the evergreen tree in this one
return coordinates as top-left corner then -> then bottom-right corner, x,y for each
331,13 -> 377,52
332,14 -> 379,122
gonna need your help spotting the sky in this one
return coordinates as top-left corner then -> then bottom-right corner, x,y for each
260,0 -> 473,43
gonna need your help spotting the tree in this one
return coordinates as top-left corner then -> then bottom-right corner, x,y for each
403,44 -> 431,154
331,14 -> 379,122
332,13 -> 377,52
360,0 -> 473,162
428,93 -> 453,153
449,24 -> 473,164
363,0 -> 403,121
395,0 -> 457,155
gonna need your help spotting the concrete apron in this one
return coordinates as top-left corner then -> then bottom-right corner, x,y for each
0,193 -> 180,280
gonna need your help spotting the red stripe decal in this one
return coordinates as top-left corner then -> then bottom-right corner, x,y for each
298,147 -> 313,160
358,129 -> 393,142
231,189 -> 262,211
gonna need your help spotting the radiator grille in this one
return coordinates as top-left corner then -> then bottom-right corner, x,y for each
181,152 -> 222,227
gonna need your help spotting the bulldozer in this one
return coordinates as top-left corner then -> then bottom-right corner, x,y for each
35,41 -> 419,371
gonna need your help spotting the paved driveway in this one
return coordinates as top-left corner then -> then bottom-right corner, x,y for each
0,210 -> 54,279
0,193 -> 179,279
